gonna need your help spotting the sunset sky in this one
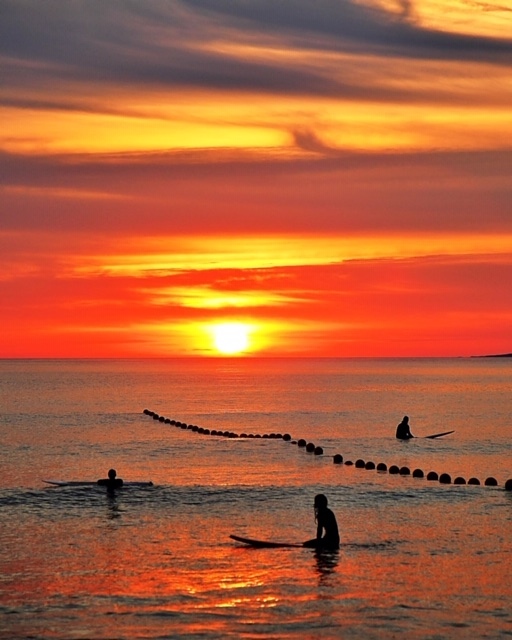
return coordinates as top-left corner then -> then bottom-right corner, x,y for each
1,0 -> 511,357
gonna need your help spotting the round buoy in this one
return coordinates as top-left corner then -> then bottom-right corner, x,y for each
143,409 -> 151,415
152,414 -> 160,420
399,466 -> 410,476
298,439 -> 307,448
306,442 -> 316,453
484,477 -> 498,487
283,433 -> 292,441
170,420 -> 176,425
164,418 -> 171,424
389,465 -> 399,474
248,433 -> 255,438
204,429 -> 210,435
412,468 -> 424,478
468,477 -> 480,485
158,416 -> 165,422
427,471 -> 438,481
355,459 -> 365,468
454,477 -> 466,485
439,473 -> 451,484
377,462 -> 387,472
333,454 -> 343,464
365,461 -> 375,470
345,460 -> 354,466
192,425 -> 198,432
504,479 -> 512,491
314,446 -> 324,455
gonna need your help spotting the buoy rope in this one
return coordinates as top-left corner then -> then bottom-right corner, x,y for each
142,409 -> 511,490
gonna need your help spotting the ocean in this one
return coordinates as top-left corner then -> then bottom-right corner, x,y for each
0,357 -> 511,639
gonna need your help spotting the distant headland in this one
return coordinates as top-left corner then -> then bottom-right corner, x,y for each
472,352 -> 512,358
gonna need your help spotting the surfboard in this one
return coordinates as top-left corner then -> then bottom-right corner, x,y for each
230,534 -> 303,548
423,430 -> 455,439
43,480 -> 153,487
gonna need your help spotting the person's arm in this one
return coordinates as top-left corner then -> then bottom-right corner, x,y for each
316,514 -> 324,540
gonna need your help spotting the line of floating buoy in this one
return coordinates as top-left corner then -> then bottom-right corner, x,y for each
143,409 -> 511,490
142,409 -> 292,441
330,450 -> 509,489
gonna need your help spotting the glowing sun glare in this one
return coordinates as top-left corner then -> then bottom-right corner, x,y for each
212,322 -> 250,355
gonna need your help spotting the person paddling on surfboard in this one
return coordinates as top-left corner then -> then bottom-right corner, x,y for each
97,468 -> 123,489
396,415 -> 414,440
303,494 -> 340,550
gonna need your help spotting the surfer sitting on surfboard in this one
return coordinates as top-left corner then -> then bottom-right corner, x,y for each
97,468 -> 123,489
303,494 -> 340,550
396,415 -> 414,440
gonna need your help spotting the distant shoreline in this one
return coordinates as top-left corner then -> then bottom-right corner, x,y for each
472,353 -> 512,358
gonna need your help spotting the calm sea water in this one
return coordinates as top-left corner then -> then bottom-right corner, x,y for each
0,358 -> 511,639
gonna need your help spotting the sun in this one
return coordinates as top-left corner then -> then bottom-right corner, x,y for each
212,322 -> 250,355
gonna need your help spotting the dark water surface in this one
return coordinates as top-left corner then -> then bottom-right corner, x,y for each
0,358 -> 511,639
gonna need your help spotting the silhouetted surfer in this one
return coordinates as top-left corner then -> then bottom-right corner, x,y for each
97,468 -> 123,489
303,494 -> 340,550
396,415 -> 414,440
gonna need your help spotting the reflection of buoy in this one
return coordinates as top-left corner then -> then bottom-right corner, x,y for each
377,462 -> 387,471
468,477 -> 480,485
413,469 -> 424,478
454,477 -> 466,485
389,465 -> 399,474
298,439 -> 307,448
399,466 -> 410,475
314,446 -> 324,455
365,461 -> 375,470
427,471 -> 438,481
355,459 -> 365,468
333,454 -> 343,464
485,477 -> 498,486
306,442 -> 316,452
439,473 -> 451,484
505,479 -> 512,491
